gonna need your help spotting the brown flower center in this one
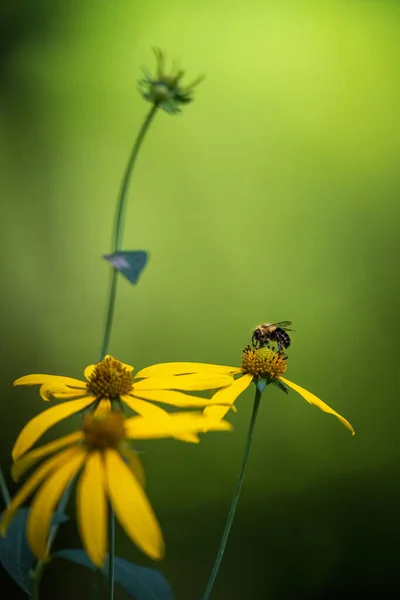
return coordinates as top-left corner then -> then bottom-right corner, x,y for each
241,345 -> 287,380
86,356 -> 133,399
83,411 -> 126,450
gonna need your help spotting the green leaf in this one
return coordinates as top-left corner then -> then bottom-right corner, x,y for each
55,549 -> 174,600
0,509 -> 68,594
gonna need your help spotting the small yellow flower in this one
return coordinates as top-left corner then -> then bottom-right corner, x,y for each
140,349 -> 355,435
12,355 -> 235,460
1,410 -> 232,567
138,48 -> 204,114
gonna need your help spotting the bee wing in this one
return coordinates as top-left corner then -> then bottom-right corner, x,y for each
271,321 -> 292,328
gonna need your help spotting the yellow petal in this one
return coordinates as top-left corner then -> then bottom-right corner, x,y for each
93,399 -> 112,416
203,374 -> 253,423
0,447 -> 78,536
124,412 -> 233,440
171,433 -> 200,443
132,389 -> 232,408
119,360 -> 135,373
121,395 -> 170,418
12,396 -> 96,461
12,432 -> 83,482
84,365 -> 95,380
120,447 -> 146,488
14,375 -> 86,389
39,382 -> 88,402
27,448 -> 86,561
279,377 -> 355,435
121,398 -> 200,444
104,449 -> 164,560
133,373 -> 233,392
76,451 -> 107,567
136,362 -> 242,378
50,390 -> 88,400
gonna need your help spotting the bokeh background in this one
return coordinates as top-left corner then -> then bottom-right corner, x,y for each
1,0 -> 399,598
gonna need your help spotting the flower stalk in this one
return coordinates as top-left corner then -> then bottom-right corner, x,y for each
100,103 -> 159,360
201,386 -> 262,600
0,467 -> 11,506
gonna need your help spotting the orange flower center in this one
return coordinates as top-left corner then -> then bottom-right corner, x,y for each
83,411 -> 126,449
86,356 -> 133,399
241,345 -> 287,380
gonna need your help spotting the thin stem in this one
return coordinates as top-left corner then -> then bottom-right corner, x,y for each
108,509 -> 115,600
30,563 -> 43,600
91,570 -> 103,600
201,388 -> 262,600
100,103 -> 159,360
0,466 -> 11,506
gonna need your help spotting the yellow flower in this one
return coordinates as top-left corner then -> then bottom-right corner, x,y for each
1,410 -> 232,567
138,48 -> 204,114
12,355 -> 235,460
139,348 -> 355,435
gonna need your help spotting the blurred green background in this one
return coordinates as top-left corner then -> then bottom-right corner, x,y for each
1,0 -> 399,598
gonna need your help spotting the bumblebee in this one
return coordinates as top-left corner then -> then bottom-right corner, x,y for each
252,321 -> 293,352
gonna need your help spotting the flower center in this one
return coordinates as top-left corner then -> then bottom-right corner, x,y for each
86,356 -> 133,399
83,411 -> 126,450
241,345 -> 287,380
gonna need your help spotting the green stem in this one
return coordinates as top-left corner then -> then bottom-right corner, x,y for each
0,466 -> 11,506
100,103 -> 159,360
201,388 -> 262,600
29,563 -> 44,600
92,569 -> 103,600
108,509 -> 115,600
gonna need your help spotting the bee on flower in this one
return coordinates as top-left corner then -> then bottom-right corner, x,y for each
140,348 -> 355,435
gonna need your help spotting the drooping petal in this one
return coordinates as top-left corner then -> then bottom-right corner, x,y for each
203,374 -> 253,423
0,447 -> 79,536
136,362 -> 242,378
134,373 -> 233,392
14,375 -> 86,389
279,377 -> 355,435
132,389 -> 232,409
12,396 -> 96,461
121,395 -> 170,418
39,382 -> 88,401
120,446 -> 146,488
124,412 -> 233,440
104,449 -> 164,560
27,447 -> 86,561
12,432 -> 84,482
76,451 -> 107,567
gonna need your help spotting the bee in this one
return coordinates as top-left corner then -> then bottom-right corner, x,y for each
252,321 -> 293,352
